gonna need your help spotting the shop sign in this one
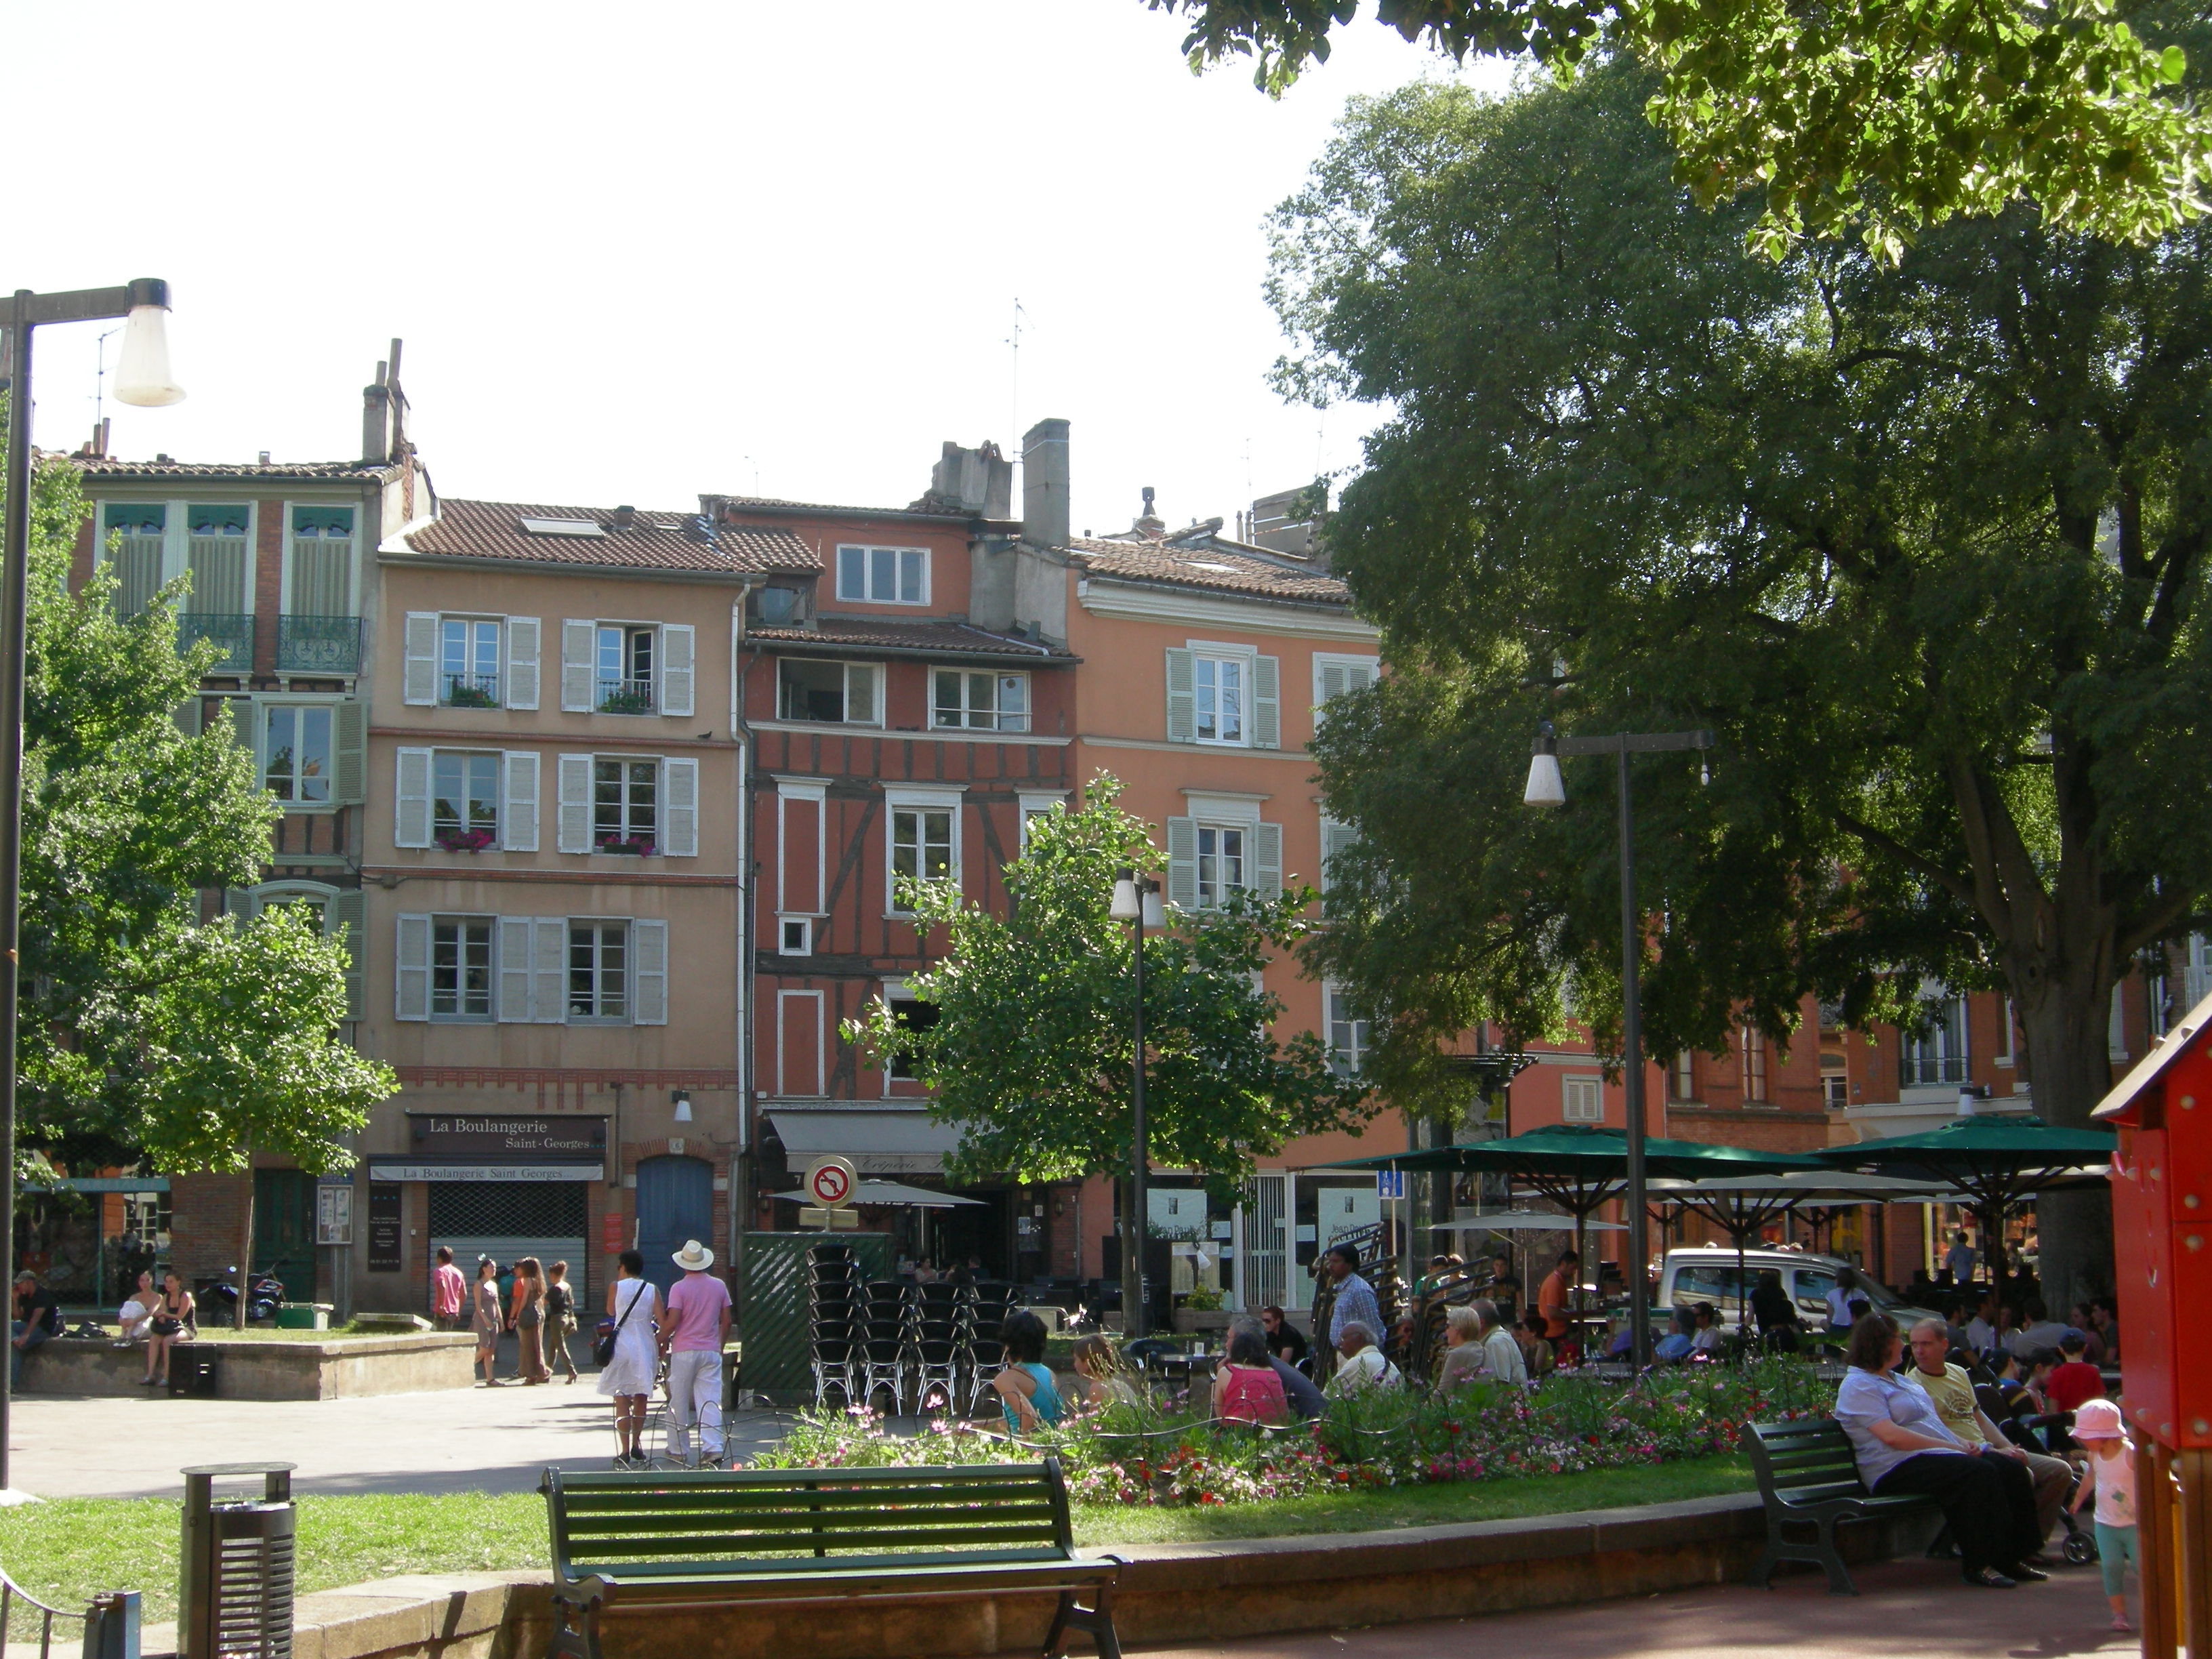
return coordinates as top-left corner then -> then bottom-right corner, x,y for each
406,1114 -> 607,1160
316,1183 -> 353,1246
367,1184 -> 403,1273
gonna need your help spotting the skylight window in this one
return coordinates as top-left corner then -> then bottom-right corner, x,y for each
1189,560 -> 1237,573
518,517 -> 605,538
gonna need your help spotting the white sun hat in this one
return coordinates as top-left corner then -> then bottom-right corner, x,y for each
672,1240 -> 716,1272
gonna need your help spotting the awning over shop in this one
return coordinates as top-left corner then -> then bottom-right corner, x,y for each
366,1158 -> 602,1182
764,1109 -> 964,1175
769,1181 -> 986,1208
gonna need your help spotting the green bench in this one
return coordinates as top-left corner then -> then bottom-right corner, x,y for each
1742,1420 -> 1944,1595
540,1458 -> 1121,1659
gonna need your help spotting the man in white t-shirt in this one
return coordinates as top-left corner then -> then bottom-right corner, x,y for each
1324,1322 -> 1402,1396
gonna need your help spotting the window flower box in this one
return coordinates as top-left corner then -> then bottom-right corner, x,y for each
435,827 -> 497,853
596,835 -> 657,857
444,683 -> 499,709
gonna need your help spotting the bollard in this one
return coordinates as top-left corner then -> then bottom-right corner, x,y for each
81,1591 -> 140,1659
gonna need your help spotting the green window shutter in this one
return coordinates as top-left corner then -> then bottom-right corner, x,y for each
1165,649 -> 1195,743
659,623 -> 695,717
1322,818 -> 1359,896
1166,817 -> 1198,910
632,919 -> 669,1026
328,890 -> 366,1022
1252,655 -> 1281,749
1254,821 -> 1284,899
228,697 -> 258,766
394,914 -> 430,1021
498,917 -> 535,1022
332,702 -> 366,804
224,887 -> 257,922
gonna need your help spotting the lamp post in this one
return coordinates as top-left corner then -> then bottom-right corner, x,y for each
1522,719 -> 1710,1370
1108,869 -> 1163,1338
1,280 -> 182,1494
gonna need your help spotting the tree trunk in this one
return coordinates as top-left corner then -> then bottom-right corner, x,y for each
2013,982 -> 2116,1316
235,1169 -> 255,1332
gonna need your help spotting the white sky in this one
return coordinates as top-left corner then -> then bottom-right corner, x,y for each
13,3 -> 1503,536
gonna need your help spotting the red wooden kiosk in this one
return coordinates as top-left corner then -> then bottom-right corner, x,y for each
2095,989 -> 2212,1658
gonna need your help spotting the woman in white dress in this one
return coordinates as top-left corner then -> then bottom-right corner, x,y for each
596,1248 -> 661,1465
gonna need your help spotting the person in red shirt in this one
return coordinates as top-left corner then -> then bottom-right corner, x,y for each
2045,1332 -> 2106,1416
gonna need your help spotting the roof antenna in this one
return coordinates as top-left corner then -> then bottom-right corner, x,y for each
1006,297 -> 1025,451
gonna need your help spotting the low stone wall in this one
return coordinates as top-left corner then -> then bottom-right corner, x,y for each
22,1334 -> 478,1401
139,1490 -> 1936,1659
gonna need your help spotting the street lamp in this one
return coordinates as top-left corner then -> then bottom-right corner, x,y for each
1522,718 -> 1711,1370
1,280 -> 182,1494
1108,869 -> 1163,1338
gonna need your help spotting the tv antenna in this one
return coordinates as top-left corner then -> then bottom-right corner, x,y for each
1006,297 -> 1025,447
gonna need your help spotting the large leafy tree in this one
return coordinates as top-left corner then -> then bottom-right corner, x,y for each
7,431 -> 392,1290
1147,0 -> 2209,258
1276,52 -> 2212,1310
843,777 -> 1369,1284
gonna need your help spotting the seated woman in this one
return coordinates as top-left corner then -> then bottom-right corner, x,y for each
1688,1303 -> 1726,1357
1069,1334 -> 1143,1414
1212,1326 -> 1290,1424
1437,1305 -> 1488,1389
117,1269 -> 158,1342
1832,1313 -> 2046,1589
1751,1268 -> 1799,1353
1516,1308 -> 1557,1378
1655,1305 -> 1697,1362
989,1309 -> 1064,1435
144,1271 -> 194,1387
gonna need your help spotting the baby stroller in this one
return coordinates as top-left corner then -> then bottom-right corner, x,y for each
1977,1381 -> 2097,1565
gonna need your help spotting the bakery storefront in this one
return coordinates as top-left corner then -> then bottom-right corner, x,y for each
369,1114 -> 609,1303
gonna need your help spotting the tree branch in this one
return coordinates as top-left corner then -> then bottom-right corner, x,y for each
1828,806 -> 1980,911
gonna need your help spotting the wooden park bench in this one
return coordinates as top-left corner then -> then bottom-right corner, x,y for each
540,1458 -> 1121,1659
1742,1420 -> 1944,1595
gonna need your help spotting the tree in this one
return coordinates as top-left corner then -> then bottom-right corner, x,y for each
1274,54 -> 2212,1311
842,777 -> 1370,1291
1147,0 -> 2209,259
5,432 -> 394,1313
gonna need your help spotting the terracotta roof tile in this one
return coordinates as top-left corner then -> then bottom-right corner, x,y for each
71,455 -> 402,483
1067,535 -> 1349,605
403,498 -> 819,575
748,616 -> 1073,661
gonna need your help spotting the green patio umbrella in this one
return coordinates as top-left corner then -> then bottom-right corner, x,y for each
1817,1115 -> 2116,1286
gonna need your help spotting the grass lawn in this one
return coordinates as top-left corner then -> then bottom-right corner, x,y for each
0,1455 -> 1751,1627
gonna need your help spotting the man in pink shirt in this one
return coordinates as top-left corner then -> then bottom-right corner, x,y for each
661,1240 -> 733,1466
430,1246 -> 466,1332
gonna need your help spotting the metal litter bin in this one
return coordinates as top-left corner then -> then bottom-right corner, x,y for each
179,1464 -> 295,1659
167,1347 -> 220,1397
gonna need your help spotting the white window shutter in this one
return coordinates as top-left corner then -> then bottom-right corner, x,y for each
1322,818 -> 1359,895
1252,655 -> 1281,749
333,701 -> 367,804
1317,660 -> 1349,706
1254,820 -> 1284,899
1165,649 -> 1195,743
502,752 -> 539,851
1347,660 -> 1377,693
662,757 -> 699,857
1166,817 -> 1198,910
556,754 -> 593,853
659,623 -> 695,717
632,918 -> 668,1025
504,616 -> 541,710
394,747 -> 433,848
533,918 -> 567,1023
497,917 -> 535,1021
403,613 -> 439,705
561,619 -> 596,712
329,889 -> 366,1021
394,913 -> 430,1020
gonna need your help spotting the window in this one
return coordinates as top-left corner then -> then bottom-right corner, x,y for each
1996,998 -> 2017,1067
778,659 -> 879,724
1562,1076 -> 1604,1123
886,997 -> 940,1080
1901,993 -> 1969,1086
1669,1052 -> 1697,1103
1823,1070 -> 1849,1109
1017,793 -> 1067,854
779,917 -> 811,956
441,617 -> 501,706
891,807 -> 955,887
1313,653 -> 1380,707
432,752 -> 500,846
1740,1025 -> 1768,1103
264,705 -> 333,803
286,507 -> 354,617
103,504 -> 167,615
593,758 -> 659,852
1325,983 -> 1369,1076
1195,655 -> 1244,744
747,585 -> 808,627
931,669 -> 1030,732
595,624 -> 655,714
1196,823 -> 1246,907
835,544 -> 927,605
432,917 -> 494,1020
184,504 -> 250,616
568,922 -> 629,1021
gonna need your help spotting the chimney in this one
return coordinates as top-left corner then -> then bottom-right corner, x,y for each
362,361 -> 392,465
612,505 -> 636,529
1021,418 -> 1070,549
258,451 -> 270,466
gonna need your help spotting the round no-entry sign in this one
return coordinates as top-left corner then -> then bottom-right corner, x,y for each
804,1155 -> 857,1208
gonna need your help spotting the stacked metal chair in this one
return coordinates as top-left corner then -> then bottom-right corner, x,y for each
907,1279 -> 964,1413
858,1278 -> 912,1413
805,1244 -> 864,1409
960,1281 -> 1024,1415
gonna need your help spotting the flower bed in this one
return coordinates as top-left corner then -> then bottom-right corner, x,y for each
751,1357 -> 1828,1509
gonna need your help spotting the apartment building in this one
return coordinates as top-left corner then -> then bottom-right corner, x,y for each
66,359 -> 421,1303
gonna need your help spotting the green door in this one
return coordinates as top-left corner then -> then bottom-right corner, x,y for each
254,1169 -> 317,1303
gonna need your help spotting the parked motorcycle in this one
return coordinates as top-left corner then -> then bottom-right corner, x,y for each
194,1265 -> 285,1324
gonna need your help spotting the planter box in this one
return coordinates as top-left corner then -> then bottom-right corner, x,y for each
21,1332 -> 477,1400
1170,1309 -> 1233,1334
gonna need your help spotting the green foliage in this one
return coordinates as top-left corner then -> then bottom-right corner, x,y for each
3,430 -> 392,1176
1273,60 -> 2212,1301
1147,0 -> 2211,260
840,776 -> 1369,1194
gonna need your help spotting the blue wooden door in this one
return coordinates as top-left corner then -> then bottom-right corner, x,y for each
634,1155 -> 713,1294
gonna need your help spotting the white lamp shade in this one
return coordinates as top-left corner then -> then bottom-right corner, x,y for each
1523,751 -> 1566,808
1141,890 -> 1165,929
673,1094 -> 693,1124
112,303 -> 184,407
1109,878 -> 1141,921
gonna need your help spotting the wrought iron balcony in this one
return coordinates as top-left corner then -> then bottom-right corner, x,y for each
596,676 -> 656,715
442,673 -> 501,708
276,614 -> 363,674
1900,1052 -> 1971,1087
176,613 -> 254,672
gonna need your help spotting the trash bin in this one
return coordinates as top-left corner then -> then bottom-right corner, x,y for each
179,1464 -> 295,1659
168,1347 -> 220,1397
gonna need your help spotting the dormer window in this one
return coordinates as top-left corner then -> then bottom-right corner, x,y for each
835,544 -> 928,605
747,585 -> 808,627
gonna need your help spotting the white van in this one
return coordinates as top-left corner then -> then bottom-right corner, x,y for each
1656,1247 -> 1942,1336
